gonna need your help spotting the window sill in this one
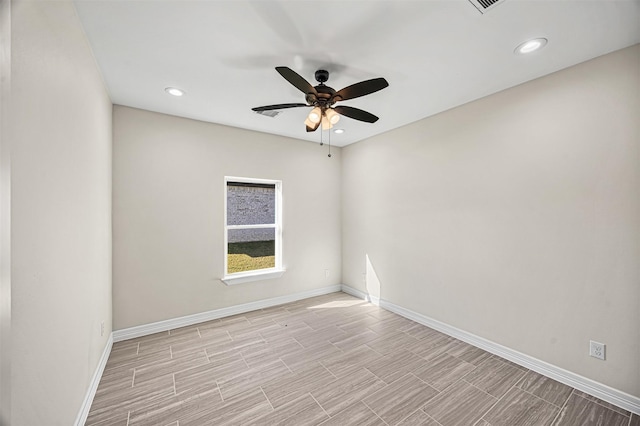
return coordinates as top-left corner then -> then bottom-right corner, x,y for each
221,268 -> 286,286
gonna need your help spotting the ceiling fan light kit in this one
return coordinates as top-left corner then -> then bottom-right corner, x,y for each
252,66 -> 389,155
307,106 -> 322,124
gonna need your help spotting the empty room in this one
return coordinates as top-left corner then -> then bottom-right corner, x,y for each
2,0 -> 640,425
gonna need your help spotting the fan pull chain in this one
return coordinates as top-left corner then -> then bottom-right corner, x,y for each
320,125 -> 323,146
328,127 -> 332,158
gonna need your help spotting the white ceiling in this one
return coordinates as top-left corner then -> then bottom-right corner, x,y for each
74,0 -> 640,147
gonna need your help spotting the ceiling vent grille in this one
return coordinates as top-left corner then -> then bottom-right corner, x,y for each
468,0 -> 505,14
254,110 -> 281,118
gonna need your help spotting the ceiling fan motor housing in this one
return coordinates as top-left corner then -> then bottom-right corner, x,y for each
306,83 -> 336,107
314,69 -> 330,83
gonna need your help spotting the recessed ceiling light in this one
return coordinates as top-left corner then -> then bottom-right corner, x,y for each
515,38 -> 548,55
165,87 -> 185,97
333,129 -> 345,134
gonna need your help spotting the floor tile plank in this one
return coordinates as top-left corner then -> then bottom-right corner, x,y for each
318,401 -> 386,426
363,373 -> 439,425
422,380 -> 497,426
246,392 -> 329,425
482,387 -> 559,426
463,357 -> 526,398
397,409 -> 441,425
516,370 -> 573,407
312,367 -> 387,416
261,363 -> 334,408
551,393 -> 629,426
413,352 -> 476,391
87,292 -> 631,426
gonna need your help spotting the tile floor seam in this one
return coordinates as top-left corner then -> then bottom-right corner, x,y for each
131,369 -> 136,387
361,399 -> 390,426
477,354 -> 496,366
216,380 -> 224,402
126,410 -> 130,426
259,386 -> 275,412
308,391 -> 332,420
464,379 -> 507,423
319,362 -> 338,380
572,391 -> 631,418
136,342 -> 140,355
396,405 -> 435,426
413,408 -> 447,426
549,388 -> 574,425
514,381 -> 568,409
462,379 -> 501,400
408,372 -> 434,389
196,327 -> 201,338
425,411 -> 445,426
430,379 -> 459,395
291,335 -> 304,348
328,340 -> 344,352
238,351 -> 250,369
363,343 -> 385,356
451,361 -> 479,384
280,357 -> 295,374
363,366 -> 386,383
400,407 -> 424,424
172,373 -> 176,396
514,370 -> 528,389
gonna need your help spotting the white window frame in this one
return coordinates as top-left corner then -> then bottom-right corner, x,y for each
222,176 -> 284,285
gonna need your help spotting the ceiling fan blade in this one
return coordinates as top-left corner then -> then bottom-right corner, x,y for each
276,66 -> 318,96
332,78 -> 389,102
306,121 -> 320,132
334,105 -> 379,123
252,103 -> 309,112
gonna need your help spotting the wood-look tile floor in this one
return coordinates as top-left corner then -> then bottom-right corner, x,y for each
87,292 -> 639,426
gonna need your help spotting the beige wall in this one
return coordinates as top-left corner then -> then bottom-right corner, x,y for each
112,106 -> 342,330
342,45 -> 640,397
0,0 -> 11,423
10,1 -> 112,424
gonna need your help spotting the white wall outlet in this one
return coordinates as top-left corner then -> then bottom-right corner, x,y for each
101,321 -> 105,337
589,340 -> 605,360
325,269 -> 330,279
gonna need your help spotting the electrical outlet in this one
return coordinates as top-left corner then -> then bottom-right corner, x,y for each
101,321 -> 105,337
325,269 -> 330,279
589,340 -> 605,360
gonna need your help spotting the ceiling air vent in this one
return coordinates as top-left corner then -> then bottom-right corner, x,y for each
254,110 -> 281,118
468,0 -> 505,14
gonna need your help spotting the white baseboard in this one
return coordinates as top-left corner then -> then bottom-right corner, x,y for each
341,284 -> 640,415
74,333 -> 113,426
113,285 -> 342,342
341,284 -> 380,305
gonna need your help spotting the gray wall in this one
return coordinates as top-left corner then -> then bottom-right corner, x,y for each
10,1 -> 113,424
112,106 -> 342,330
342,44 -> 640,398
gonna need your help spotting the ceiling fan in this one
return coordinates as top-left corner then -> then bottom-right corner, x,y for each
252,67 -> 389,132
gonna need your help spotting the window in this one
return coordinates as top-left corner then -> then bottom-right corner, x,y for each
223,177 -> 283,285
